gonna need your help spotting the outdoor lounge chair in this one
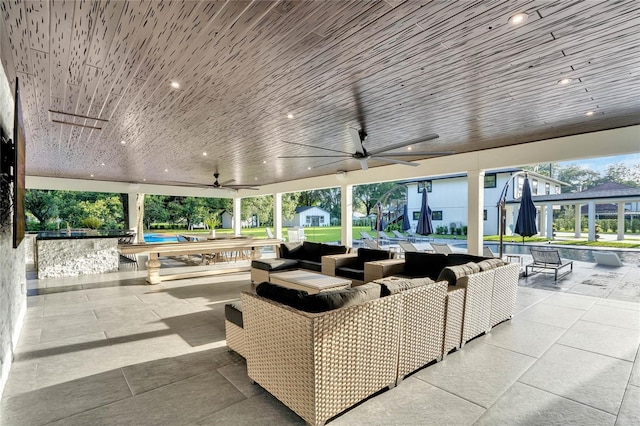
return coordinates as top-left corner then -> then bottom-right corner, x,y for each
483,246 -> 497,258
360,231 -> 375,240
265,227 -> 275,239
378,231 -> 398,243
397,241 -> 433,254
391,230 -> 410,241
431,243 -> 453,254
525,248 -> 573,280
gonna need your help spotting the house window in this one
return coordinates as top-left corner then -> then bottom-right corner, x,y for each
319,216 -> 324,224
484,174 -> 497,188
532,179 -> 538,195
412,211 -> 420,220
417,181 -> 432,193
306,216 -> 311,224
555,185 -> 560,194
432,211 -> 443,221
545,182 -> 550,195
483,209 -> 487,220
517,176 -> 524,198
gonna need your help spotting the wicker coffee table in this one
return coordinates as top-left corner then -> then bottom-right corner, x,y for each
269,270 -> 351,294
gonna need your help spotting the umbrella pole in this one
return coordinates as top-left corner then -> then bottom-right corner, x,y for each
499,198 -> 506,258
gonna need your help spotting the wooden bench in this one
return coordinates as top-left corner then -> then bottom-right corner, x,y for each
525,248 -> 573,281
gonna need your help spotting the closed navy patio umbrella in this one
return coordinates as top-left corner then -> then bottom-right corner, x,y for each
401,204 -> 411,231
514,175 -> 538,243
415,189 -> 433,237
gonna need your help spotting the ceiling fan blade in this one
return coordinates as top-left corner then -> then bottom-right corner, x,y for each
313,158 -> 350,169
282,140 -> 352,155
279,155 -> 352,158
230,186 -> 260,190
367,134 -> 440,156
370,156 -> 419,167
375,151 -> 454,157
359,158 -> 368,171
165,181 -> 213,188
348,127 -> 365,155
219,179 -> 235,186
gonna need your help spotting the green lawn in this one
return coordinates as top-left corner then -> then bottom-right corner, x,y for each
147,226 -> 379,243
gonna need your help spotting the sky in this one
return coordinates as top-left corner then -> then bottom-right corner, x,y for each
557,153 -> 640,174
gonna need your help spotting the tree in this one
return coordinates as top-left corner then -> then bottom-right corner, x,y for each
316,188 -> 341,224
25,190 -> 58,229
603,162 -> 640,188
282,193 -> 299,223
556,165 -> 601,192
242,195 -> 273,227
354,182 -> 397,216
144,195 -> 169,229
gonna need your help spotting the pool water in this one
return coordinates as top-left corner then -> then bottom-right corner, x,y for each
452,242 -> 640,264
143,233 -> 178,243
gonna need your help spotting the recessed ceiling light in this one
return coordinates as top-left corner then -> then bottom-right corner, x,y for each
557,78 -> 573,85
508,12 -> 528,25
164,169 -> 168,172
202,152 -> 207,156
143,178 -> 146,182
407,146 -> 412,151
262,160 -> 267,164
287,113 -> 294,119
120,140 -> 126,145
90,174 -> 94,177
100,162 -> 105,166
255,177 -> 258,180
584,111 -> 594,116
170,81 -> 180,89
307,166 -> 311,170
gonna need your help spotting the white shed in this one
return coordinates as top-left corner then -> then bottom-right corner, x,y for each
220,210 -> 233,229
288,206 -> 331,227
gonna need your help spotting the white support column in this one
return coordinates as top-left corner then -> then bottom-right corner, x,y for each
588,201 -> 596,241
617,202 -> 625,240
467,170 -> 484,256
341,184 -> 353,248
127,192 -> 137,235
135,193 -> 145,243
539,205 -> 546,237
273,192 -> 283,239
546,203 -> 554,239
574,204 -> 581,238
233,197 -> 242,235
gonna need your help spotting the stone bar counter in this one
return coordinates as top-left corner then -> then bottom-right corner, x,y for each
35,231 -> 128,279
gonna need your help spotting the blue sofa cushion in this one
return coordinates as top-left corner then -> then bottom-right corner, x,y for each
224,302 -> 243,328
256,282 -> 381,313
321,244 -> 348,256
335,266 -> 365,281
251,258 -> 299,271
404,252 -> 448,280
298,260 -> 322,272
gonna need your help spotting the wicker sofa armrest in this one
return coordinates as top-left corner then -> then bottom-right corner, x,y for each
321,253 -> 358,276
364,259 -> 406,282
242,291 -> 401,426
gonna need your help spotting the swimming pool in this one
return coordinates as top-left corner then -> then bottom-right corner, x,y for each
143,233 -> 178,243
451,242 -> 640,264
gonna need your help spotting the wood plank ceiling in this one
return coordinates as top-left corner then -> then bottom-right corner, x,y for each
1,0 -> 639,188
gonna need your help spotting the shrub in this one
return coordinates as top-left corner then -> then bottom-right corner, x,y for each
462,225 -> 468,235
82,217 -> 102,229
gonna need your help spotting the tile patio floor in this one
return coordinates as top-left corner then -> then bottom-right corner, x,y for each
1,256 -> 639,425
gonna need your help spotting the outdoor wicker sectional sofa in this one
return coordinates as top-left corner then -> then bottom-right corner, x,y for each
226,256 -> 520,425
250,241 -> 350,283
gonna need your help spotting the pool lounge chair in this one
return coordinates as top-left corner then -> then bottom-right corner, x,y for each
525,248 -> 573,281
391,230 -> 410,241
398,241 -> 433,254
431,243 -> 453,254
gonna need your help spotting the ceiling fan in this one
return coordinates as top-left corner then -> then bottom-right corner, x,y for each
279,87 -> 454,171
172,172 -> 260,191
